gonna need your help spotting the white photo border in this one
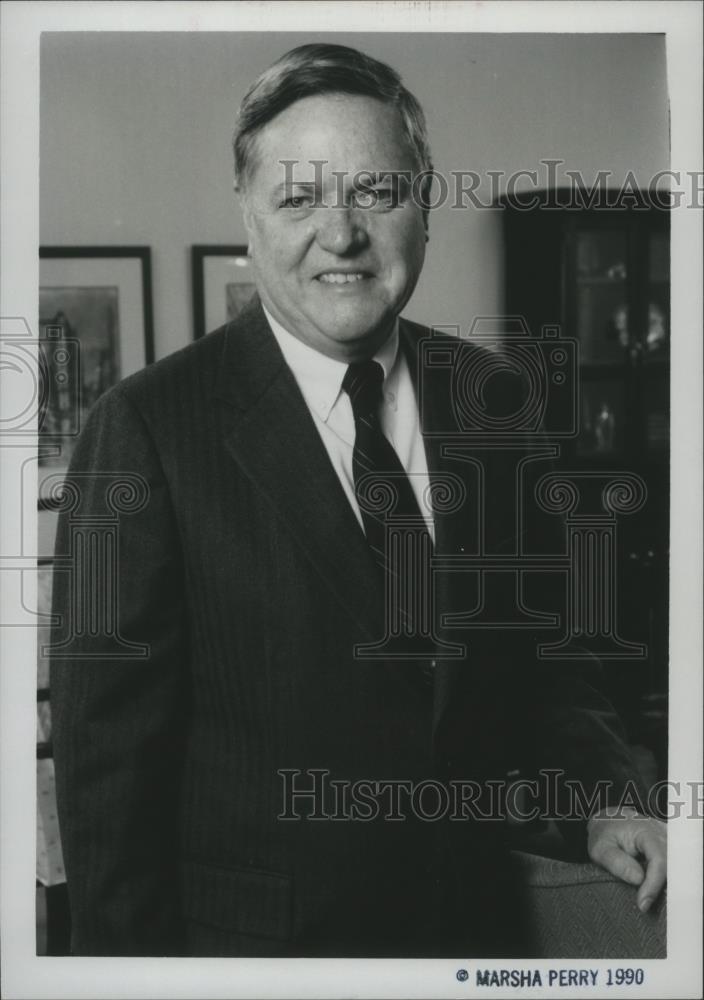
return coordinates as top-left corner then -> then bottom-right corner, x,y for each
1,3 -> 701,999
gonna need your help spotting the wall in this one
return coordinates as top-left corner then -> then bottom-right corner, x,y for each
40,32 -> 668,359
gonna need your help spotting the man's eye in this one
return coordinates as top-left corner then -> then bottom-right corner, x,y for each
354,188 -> 399,210
281,195 -> 313,210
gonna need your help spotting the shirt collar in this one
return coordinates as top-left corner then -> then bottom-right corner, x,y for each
263,305 -> 400,423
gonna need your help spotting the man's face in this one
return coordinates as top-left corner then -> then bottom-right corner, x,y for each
240,93 -> 427,362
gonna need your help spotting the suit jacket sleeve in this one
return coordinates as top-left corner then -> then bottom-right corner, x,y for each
50,383 -> 189,955
526,658 -> 647,853
513,425 -> 648,853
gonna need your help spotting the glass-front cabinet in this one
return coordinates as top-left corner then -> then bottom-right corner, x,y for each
500,189 -> 669,778
569,217 -> 669,459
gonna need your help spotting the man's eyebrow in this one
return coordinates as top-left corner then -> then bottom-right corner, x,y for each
354,171 -> 410,186
273,173 -> 409,191
274,181 -> 318,191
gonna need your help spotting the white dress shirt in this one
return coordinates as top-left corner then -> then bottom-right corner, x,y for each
263,307 -> 434,540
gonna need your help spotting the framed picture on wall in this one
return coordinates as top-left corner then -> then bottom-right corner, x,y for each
191,245 -> 255,340
38,246 -> 154,502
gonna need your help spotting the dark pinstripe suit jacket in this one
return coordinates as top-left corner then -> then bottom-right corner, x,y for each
50,297 -> 640,956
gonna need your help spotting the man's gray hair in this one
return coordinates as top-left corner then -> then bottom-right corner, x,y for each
233,43 -> 433,191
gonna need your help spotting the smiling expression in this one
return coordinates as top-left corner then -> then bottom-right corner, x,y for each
239,93 -> 427,362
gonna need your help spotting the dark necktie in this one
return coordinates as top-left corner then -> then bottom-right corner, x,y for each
342,359 -> 430,570
343,360 -> 436,677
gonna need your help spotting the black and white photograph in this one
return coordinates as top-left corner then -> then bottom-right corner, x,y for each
0,2 -> 701,998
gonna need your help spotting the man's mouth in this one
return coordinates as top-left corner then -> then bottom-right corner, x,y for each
316,272 -> 368,284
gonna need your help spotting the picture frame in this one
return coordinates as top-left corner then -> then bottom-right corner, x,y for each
38,246 -> 154,500
191,244 -> 254,340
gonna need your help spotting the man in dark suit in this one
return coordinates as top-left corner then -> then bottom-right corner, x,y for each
50,42 -> 666,957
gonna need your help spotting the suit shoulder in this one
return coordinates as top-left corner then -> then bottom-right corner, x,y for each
84,326 -> 227,428
399,316 -> 432,345
117,325 -> 229,401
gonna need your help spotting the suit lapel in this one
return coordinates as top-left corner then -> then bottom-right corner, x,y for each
214,298 -> 385,640
400,322 -> 465,561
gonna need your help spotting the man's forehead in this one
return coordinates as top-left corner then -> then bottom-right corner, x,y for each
250,92 -> 415,171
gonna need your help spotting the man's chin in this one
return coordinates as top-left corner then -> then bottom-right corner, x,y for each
320,323 -> 395,359
311,308 -> 396,345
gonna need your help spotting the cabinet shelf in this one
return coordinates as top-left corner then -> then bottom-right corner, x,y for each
576,275 -> 628,286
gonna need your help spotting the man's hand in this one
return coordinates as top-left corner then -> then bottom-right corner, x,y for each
587,808 -> 667,912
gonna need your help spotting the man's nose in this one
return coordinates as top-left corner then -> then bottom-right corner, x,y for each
314,208 -> 367,255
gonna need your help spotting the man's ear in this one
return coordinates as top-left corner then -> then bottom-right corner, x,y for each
419,171 -> 432,242
235,180 -> 256,256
